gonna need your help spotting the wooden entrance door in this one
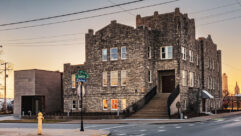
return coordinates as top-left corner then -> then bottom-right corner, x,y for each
162,75 -> 175,93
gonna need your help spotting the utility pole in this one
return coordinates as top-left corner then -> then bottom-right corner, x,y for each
2,62 -> 7,113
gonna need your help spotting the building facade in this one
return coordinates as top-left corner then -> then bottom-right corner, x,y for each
14,69 -> 63,115
63,8 -> 222,116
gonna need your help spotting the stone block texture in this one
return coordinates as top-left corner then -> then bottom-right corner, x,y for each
63,8 -> 222,113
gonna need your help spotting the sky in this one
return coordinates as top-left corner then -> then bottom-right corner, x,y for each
0,0 -> 241,98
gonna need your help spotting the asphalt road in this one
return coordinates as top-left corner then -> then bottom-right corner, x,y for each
0,114 -> 241,136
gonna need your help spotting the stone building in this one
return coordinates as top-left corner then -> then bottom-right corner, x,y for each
63,8 -> 222,118
222,73 -> 229,97
14,69 -> 63,115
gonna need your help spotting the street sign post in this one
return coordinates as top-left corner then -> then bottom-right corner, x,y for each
75,70 -> 89,132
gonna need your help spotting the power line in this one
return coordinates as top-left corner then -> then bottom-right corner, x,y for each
1,32 -> 84,42
0,0 -> 145,27
0,0 -> 180,32
197,8 -> 241,20
198,14 -> 241,27
6,42 -> 84,47
107,0 -> 135,16
189,2 -> 238,15
3,38 -> 83,45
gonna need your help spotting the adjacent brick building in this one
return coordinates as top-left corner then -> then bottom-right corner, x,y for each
14,69 -> 63,115
63,8 -> 222,117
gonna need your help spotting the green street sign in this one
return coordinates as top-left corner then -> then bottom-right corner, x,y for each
75,70 -> 89,79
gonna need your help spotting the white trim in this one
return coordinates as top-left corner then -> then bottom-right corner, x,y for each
72,100 -> 76,110
121,46 -> 127,60
111,99 -> 118,110
110,47 -> 118,61
103,99 -> 108,110
102,72 -> 108,87
181,47 -> 186,60
148,70 -> 152,83
160,46 -> 173,60
111,71 -> 118,86
102,49 -> 107,61
71,74 -> 76,88
121,70 -> 127,86
148,46 -> 151,59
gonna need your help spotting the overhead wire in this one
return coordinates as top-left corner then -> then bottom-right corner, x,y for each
0,0 -> 180,32
0,0 -> 145,27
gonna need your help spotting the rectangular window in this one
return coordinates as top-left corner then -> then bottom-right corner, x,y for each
72,74 -> 76,88
102,49 -> 107,61
121,70 -> 127,86
103,72 -> 108,87
189,72 -> 194,87
148,46 -> 151,59
161,46 -> 173,59
121,46 -> 127,59
181,47 -> 186,60
189,50 -> 193,62
110,47 -> 118,60
72,100 -> 76,110
182,70 -> 187,86
111,71 -> 118,86
121,99 -> 127,110
111,99 -> 118,110
148,70 -> 152,83
103,99 -> 108,110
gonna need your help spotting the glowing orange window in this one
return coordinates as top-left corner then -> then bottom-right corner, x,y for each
111,99 -> 118,110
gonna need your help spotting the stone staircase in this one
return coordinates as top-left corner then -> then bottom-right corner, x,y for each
130,93 -> 170,119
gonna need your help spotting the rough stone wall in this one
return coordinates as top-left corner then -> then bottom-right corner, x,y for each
63,8 -> 222,114
199,36 -> 222,111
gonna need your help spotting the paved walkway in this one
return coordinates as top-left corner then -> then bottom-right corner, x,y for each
62,111 -> 241,124
0,128 -> 110,136
0,114 -> 20,121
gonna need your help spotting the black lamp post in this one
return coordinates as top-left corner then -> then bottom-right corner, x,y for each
80,81 -> 84,131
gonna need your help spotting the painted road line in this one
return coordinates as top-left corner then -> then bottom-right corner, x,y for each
140,129 -> 147,132
159,126 -> 165,128
101,125 -> 135,130
158,129 -> 166,132
175,126 -> 181,128
118,134 -> 126,136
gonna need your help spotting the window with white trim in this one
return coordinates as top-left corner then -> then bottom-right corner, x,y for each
102,49 -> 107,61
111,71 -> 118,86
103,99 -> 108,110
189,50 -> 194,62
121,46 -> 127,59
182,70 -> 187,86
103,72 -> 108,87
148,46 -> 151,59
148,70 -> 152,83
189,72 -> 194,87
121,99 -> 127,110
181,47 -> 186,60
121,70 -> 127,86
161,46 -> 173,59
72,100 -> 76,110
72,74 -> 76,88
110,47 -> 118,60
111,99 -> 118,110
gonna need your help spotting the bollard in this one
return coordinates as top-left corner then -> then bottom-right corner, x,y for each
37,112 -> 44,135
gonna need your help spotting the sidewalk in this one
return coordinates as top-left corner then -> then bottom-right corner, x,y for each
62,111 -> 241,124
0,128 -> 110,136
